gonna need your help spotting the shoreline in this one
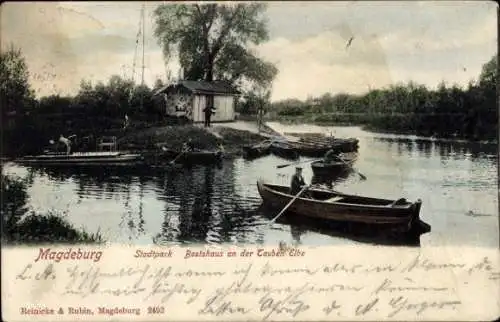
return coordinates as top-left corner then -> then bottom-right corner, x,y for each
2,119 -> 497,159
237,116 -> 498,145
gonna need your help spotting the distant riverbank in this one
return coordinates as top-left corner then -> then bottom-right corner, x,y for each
237,113 -> 498,143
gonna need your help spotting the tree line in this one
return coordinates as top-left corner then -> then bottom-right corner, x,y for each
268,55 -> 497,140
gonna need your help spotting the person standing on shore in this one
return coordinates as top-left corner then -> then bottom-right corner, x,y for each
123,114 -> 130,130
203,102 -> 216,127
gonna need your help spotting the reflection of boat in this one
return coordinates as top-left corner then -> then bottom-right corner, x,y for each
310,153 -> 357,177
270,142 -> 299,160
256,204 -> 422,246
16,151 -> 143,167
242,141 -> 271,159
257,181 -> 430,235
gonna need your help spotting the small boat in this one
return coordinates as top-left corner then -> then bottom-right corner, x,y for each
16,151 -> 144,167
159,148 -> 224,164
288,138 -> 359,157
270,141 -> 299,160
289,142 -> 330,157
257,181 -> 429,234
310,153 -> 357,177
242,141 -> 271,159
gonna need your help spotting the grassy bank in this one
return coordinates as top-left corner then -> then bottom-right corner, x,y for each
3,212 -> 105,245
117,124 -> 270,155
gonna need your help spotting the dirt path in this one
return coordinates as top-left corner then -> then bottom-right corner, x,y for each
211,121 -> 281,138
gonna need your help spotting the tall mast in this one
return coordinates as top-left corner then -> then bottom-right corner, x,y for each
141,3 -> 145,87
140,3 -> 146,109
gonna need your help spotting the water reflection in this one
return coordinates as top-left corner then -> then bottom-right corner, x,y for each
311,168 -> 352,188
415,139 -> 433,157
375,136 -> 498,162
257,205 -> 421,247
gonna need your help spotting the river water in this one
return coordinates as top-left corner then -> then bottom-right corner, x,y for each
2,124 -> 498,248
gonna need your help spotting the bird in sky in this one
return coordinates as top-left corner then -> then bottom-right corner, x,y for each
345,36 -> 354,49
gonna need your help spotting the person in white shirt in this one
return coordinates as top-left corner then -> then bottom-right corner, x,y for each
59,134 -> 71,154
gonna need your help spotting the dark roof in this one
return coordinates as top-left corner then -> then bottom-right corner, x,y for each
154,80 -> 240,96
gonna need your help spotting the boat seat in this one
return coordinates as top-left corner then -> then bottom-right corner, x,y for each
325,196 -> 344,203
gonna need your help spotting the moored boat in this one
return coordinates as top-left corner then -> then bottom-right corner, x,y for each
270,141 -> 299,160
288,137 -> 359,157
159,148 -> 224,164
16,151 -> 144,167
290,143 -> 331,157
257,181 -> 429,234
242,140 -> 271,159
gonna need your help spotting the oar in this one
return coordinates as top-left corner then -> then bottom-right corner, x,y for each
277,159 -> 321,169
268,184 -> 310,225
169,150 -> 186,165
336,156 -> 367,180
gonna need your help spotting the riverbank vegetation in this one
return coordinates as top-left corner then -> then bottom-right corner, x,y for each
265,56 -> 497,141
1,174 -> 104,244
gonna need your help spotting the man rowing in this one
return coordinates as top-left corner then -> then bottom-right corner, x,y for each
290,166 -> 307,195
323,148 -> 343,164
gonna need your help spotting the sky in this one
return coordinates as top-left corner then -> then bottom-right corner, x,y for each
1,1 -> 498,102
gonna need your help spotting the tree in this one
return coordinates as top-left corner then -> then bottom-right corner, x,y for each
1,46 -> 37,155
153,3 -> 277,90
478,55 -> 497,90
0,45 -> 35,116
239,85 -> 271,116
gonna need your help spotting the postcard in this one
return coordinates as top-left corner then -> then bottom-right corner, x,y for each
1,1 -> 498,321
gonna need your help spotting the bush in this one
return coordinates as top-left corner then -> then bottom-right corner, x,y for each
6,213 -> 105,245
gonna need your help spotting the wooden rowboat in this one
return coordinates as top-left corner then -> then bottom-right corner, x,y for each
159,148 -> 224,164
288,138 -> 359,157
242,141 -> 271,159
311,152 -> 357,176
270,141 -> 299,160
257,181 -> 429,234
311,153 -> 357,177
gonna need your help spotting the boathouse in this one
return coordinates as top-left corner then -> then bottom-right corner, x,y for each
154,80 -> 240,123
